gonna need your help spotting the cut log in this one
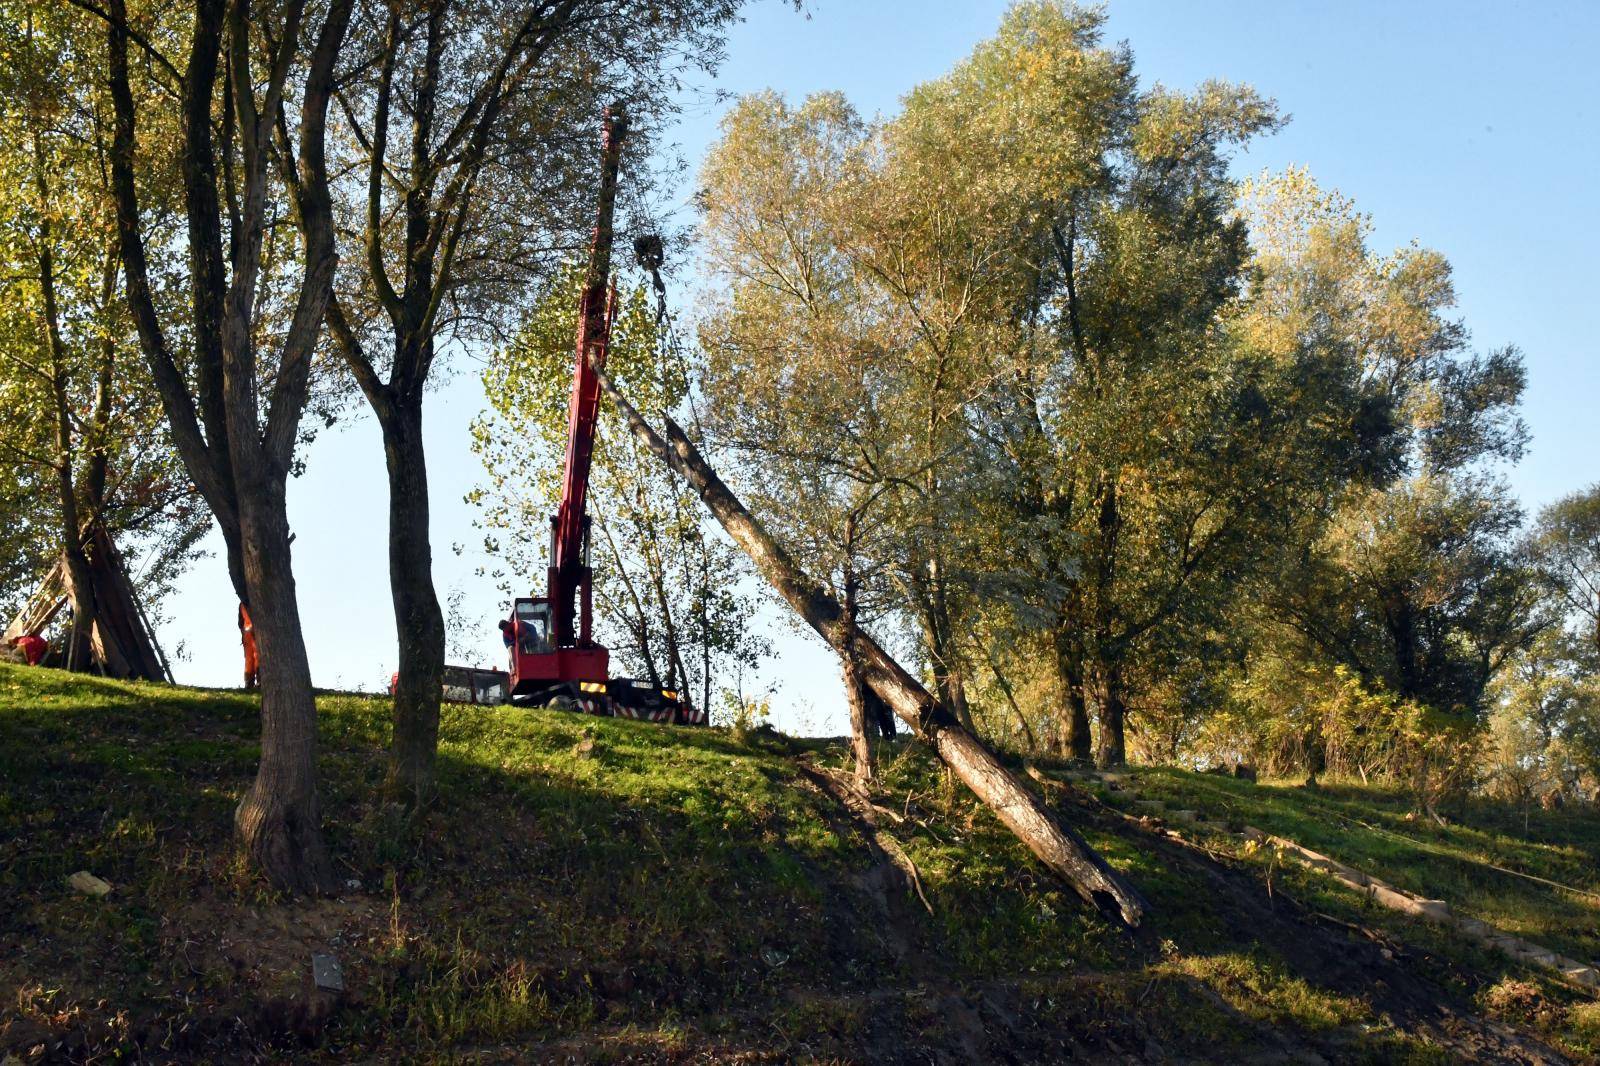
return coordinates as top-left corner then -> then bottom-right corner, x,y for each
600,372 -> 1146,926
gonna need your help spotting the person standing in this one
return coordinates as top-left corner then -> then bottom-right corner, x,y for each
238,603 -> 259,691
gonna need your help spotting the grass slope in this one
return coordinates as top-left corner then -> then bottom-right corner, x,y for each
1126,767 -> 1600,966
1,661 -> 1597,1063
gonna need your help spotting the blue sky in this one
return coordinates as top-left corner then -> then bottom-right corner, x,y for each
155,0 -> 1600,733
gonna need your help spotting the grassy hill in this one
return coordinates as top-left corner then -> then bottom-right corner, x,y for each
3,661 -> 1598,1063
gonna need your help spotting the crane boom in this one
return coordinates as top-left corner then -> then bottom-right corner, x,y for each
549,105 -> 628,649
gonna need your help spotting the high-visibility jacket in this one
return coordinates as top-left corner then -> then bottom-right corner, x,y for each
238,604 -> 259,675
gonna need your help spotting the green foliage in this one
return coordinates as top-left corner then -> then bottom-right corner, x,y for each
1214,168 -> 1537,786
1530,482 -> 1600,654
1486,627 -> 1600,809
696,2 -> 1365,766
0,0 -> 205,619
716,687 -> 771,742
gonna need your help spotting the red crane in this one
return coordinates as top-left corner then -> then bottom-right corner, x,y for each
498,107 -> 700,725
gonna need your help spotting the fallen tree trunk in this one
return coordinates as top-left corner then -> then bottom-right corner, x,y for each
600,373 -> 1146,926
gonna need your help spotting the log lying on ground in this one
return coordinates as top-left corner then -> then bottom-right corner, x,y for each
600,373 -> 1146,927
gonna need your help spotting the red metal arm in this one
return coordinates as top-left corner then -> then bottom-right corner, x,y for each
548,106 -> 627,648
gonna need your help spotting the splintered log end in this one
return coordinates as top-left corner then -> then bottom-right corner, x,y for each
1046,839 -> 1148,928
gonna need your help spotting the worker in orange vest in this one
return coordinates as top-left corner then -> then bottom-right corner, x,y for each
9,634 -> 47,666
238,603 -> 259,691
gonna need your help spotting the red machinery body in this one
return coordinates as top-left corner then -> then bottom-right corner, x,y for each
506,595 -> 609,700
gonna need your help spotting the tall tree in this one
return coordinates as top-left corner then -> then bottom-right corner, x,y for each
698,88 -> 997,736
323,0 -> 742,805
103,0 -> 353,890
1224,169 -> 1538,785
697,6 -> 1326,767
0,0 -> 205,661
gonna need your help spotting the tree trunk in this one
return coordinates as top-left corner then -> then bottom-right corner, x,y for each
700,541 -> 712,720
842,567 -> 874,783
641,528 -> 691,695
1092,663 -> 1127,768
84,245 -> 119,518
378,394 -> 446,808
34,178 -> 98,672
1086,472 -> 1127,768
601,375 -> 1145,926
843,653 -> 874,784
598,520 -> 664,687
105,0 -> 247,610
49,419 -> 97,673
1054,623 -> 1093,762
233,482 -> 337,894
107,0 -> 351,894
920,558 -> 975,732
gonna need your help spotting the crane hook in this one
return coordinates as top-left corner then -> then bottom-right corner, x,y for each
633,233 -> 667,325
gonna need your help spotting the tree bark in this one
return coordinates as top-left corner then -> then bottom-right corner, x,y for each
107,0 -> 352,892
1092,663 -> 1128,768
640,521 -> 691,695
1088,472 -> 1127,768
84,247 -> 119,519
378,393 -> 446,807
105,0 -> 247,605
36,223 -> 98,670
598,519 -> 664,688
1054,622 -> 1093,762
232,480 -> 336,892
321,4 -> 589,804
917,557 -> 975,732
600,374 -> 1146,926
27,129 -> 98,671
842,563 -> 874,783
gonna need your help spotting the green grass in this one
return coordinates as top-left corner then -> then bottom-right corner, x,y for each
2,662 -> 1597,1062
1120,765 -> 1600,965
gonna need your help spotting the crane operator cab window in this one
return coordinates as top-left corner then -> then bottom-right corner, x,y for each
515,600 -> 553,655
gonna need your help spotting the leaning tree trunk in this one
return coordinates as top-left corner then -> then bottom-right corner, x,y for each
378,394 -> 446,808
233,481 -> 337,894
601,374 -> 1145,926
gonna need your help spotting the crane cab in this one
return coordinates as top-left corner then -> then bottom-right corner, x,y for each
503,596 -> 609,703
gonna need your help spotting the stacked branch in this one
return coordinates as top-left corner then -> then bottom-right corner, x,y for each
4,526 -> 171,681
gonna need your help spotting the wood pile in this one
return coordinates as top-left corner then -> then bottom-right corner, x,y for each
2,524 -> 172,682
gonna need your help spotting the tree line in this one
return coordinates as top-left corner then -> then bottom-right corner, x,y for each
1,0 -> 1595,898
483,3 -> 1597,809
